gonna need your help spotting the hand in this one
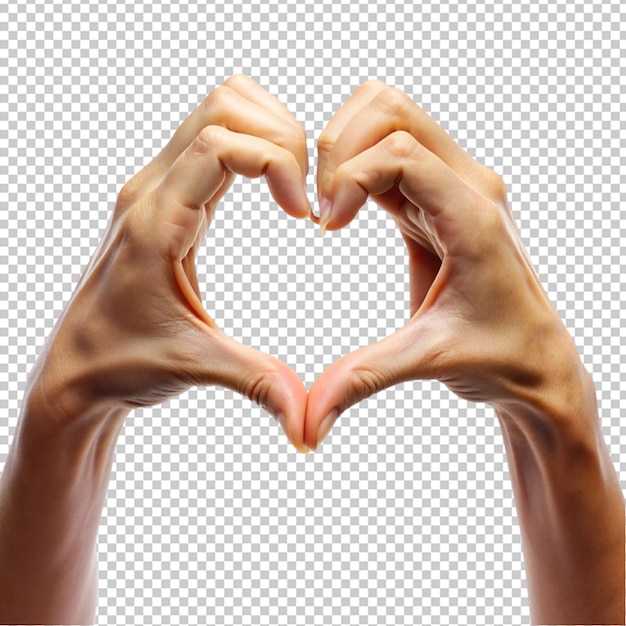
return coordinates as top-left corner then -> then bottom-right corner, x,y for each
305,81 -> 583,450
30,75 -> 311,452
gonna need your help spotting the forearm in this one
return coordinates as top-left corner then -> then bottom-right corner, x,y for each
0,381 -> 128,625
494,359 -> 625,625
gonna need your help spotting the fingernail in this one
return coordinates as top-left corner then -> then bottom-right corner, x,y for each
310,201 -> 320,219
294,442 -> 310,454
318,196 -> 332,236
275,411 -> 309,453
316,408 -> 339,449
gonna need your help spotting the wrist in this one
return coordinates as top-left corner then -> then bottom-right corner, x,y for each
493,337 -> 624,626
15,373 -> 129,486
2,355 -> 128,626
492,327 -> 601,450
25,348 -> 129,432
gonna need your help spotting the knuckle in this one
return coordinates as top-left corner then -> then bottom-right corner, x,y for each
258,120 -> 306,162
371,86 -> 412,119
317,129 -> 335,155
195,125 -> 226,153
278,124 -> 307,155
115,181 -> 136,212
385,130 -> 420,159
356,80 -> 389,100
484,168 -> 508,202
360,79 -> 388,91
223,73 -> 253,90
240,367 -> 280,413
200,86 -> 229,117
109,197 -> 151,256
297,123 -> 308,148
348,364 -> 386,404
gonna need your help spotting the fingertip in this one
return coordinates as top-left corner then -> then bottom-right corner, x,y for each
270,374 -> 309,453
330,180 -> 368,231
295,180 -> 313,219
301,189 -> 314,220
294,442 -> 311,454
309,205 -> 320,225
275,410 -> 310,453
304,378 -> 344,451
293,188 -> 314,220
318,195 -> 332,220
274,411 -> 309,454
313,408 -> 340,451
266,173 -> 312,220
275,410 -> 288,435
319,195 -> 332,225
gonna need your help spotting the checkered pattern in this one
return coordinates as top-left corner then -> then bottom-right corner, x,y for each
1,1 -> 625,624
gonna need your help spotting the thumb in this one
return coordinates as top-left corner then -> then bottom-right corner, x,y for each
184,324 -> 309,453
304,314 -> 445,451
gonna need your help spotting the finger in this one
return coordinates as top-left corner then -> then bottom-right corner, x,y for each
222,74 -> 303,133
323,131 -> 486,254
304,313 -> 445,451
149,79 -> 309,182
154,125 -> 311,258
314,80 -> 388,217
186,326 -> 309,453
317,84 -> 496,228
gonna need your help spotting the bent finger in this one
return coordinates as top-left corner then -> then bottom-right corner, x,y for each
154,125 -> 311,258
318,85 -> 498,212
150,80 -> 308,182
324,131 -> 486,255
315,80 -> 388,213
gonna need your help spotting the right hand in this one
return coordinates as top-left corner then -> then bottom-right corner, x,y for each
29,75 -> 312,452
305,81 -> 586,450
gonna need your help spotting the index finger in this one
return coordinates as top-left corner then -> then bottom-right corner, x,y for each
314,80 -> 388,219
153,126 -> 311,258
148,76 -> 309,186
316,82 -> 492,216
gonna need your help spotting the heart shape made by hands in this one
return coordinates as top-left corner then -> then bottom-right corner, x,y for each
153,77 -> 531,456
65,76 -> 533,458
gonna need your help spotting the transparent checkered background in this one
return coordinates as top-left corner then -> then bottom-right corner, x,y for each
1,1 -> 625,624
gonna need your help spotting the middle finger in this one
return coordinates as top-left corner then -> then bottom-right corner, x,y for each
150,80 -> 309,183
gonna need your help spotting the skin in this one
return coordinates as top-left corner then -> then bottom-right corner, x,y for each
0,75 -> 623,624
306,81 -> 625,624
0,75 -> 311,624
